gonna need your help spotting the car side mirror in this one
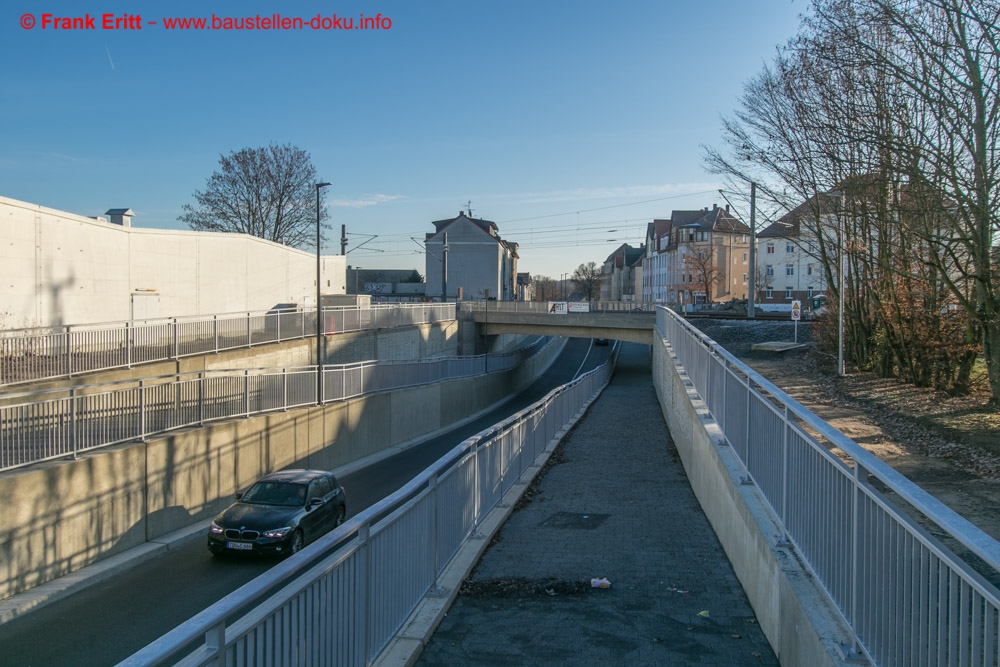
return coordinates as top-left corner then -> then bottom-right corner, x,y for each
235,492 -> 244,500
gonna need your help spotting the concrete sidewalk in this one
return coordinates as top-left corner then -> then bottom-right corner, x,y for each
415,343 -> 780,666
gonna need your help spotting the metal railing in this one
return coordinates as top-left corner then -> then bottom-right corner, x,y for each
0,338 -> 550,473
459,300 -> 655,314
0,303 -> 456,387
120,344 -> 618,667
656,306 -> 1000,666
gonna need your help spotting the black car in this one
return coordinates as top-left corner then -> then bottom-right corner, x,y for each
207,469 -> 346,557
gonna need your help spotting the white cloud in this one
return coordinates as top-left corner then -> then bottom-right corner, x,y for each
328,194 -> 404,208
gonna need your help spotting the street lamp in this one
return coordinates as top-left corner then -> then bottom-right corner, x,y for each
316,182 -> 331,404
822,189 -> 847,377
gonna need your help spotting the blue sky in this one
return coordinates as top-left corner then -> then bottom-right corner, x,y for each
2,1 -> 806,279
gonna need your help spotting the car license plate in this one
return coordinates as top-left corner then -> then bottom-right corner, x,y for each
226,541 -> 253,551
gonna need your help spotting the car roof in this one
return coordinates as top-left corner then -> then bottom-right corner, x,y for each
257,469 -> 333,484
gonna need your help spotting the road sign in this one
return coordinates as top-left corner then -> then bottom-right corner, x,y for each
791,300 -> 802,321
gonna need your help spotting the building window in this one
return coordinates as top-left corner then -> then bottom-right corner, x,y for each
687,231 -> 695,242
696,231 -> 708,242
786,265 -> 794,276
742,252 -> 747,263
765,289 -> 773,299
807,264 -> 813,276
807,287 -> 814,297
766,243 -> 775,254
765,265 -> 774,277
785,288 -> 794,298
743,273 -> 748,284
786,243 -> 794,253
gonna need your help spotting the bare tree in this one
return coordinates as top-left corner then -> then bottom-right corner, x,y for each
179,144 -> 327,250
572,262 -> 602,301
530,275 -> 561,302
685,246 -> 722,305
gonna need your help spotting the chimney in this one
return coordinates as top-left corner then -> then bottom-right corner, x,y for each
726,204 -> 730,213
105,208 -> 135,227
713,203 -> 718,210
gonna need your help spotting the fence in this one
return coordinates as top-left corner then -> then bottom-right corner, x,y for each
0,338 -> 549,473
120,343 -> 618,667
459,300 -> 655,314
0,303 -> 456,387
656,306 -> 1000,666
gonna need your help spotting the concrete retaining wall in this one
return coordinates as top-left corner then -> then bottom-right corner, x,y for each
0,337 -> 564,600
651,334 -> 853,666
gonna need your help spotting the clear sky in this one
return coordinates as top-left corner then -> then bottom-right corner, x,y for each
2,1 -> 807,280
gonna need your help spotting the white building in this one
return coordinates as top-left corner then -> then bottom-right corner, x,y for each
0,194 -> 346,329
756,197 -> 832,310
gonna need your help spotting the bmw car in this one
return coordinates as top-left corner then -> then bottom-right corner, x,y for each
208,469 -> 347,557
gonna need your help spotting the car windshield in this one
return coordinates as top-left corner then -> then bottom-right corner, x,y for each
241,481 -> 307,507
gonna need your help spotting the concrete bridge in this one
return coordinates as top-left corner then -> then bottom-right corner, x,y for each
463,301 -> 656,345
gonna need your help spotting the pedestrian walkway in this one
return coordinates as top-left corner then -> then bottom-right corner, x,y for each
415,343 -> 780,666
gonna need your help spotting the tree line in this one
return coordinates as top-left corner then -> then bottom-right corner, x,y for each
704,0 -> 1000,404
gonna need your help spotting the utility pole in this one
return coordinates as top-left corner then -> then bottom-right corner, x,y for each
442,232 -> 449,302
748,182 -> 757,319
340,224 -> 347,256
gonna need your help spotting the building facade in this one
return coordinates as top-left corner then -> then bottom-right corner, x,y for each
665,206 -> 751,306
600,244 -> 644,301
424,212 -> 519,301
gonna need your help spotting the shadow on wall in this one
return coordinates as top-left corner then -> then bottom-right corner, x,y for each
45,260 -> 75,331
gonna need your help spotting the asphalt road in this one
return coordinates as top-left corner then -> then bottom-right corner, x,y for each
0,337 -> 609,667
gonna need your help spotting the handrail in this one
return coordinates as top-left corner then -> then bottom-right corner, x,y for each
0,303 -> 456,387
0,338 -> 551,473
656,305 -> 1000,665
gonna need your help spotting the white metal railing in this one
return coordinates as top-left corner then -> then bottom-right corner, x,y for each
0,304 -> 456,387
119,344 -> 619,667
656,306 -> 1000,666
459,300 -> 655,314
0,338 -> 549,473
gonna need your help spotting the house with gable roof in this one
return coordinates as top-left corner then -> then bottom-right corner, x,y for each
424,211 -> 519,301
665,205 -> 752,306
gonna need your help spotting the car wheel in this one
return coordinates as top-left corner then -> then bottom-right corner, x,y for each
289,529 -> 304,555
334,506 -> 346,527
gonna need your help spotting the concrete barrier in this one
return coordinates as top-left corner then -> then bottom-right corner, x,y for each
0,336 -> 564,601
651,334 -> 854,666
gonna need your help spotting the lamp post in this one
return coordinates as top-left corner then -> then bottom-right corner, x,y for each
316,182 -> 331,404
822,189 -> 847,377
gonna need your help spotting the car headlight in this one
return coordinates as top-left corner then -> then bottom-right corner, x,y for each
263,526 -> 292,540
209,522 -> 224,535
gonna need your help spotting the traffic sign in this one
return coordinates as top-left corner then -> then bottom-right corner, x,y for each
791,300 -> 801,321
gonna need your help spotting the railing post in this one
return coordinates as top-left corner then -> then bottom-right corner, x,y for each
65,329 -> 72,377
360,522 -> 372,665
283,367 -> 288,411
70,388 -> 78,460
247,312 -> 252,348
276,309 -> 281,341
204,621 -> 227,664
173,319 -> 179,359
213,315 -> 219,353
244,369 -> 250,417
139,379 -> 146,442
430,473 -> 440,589
126,321 -> 132,369
198,372 -> 204,425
